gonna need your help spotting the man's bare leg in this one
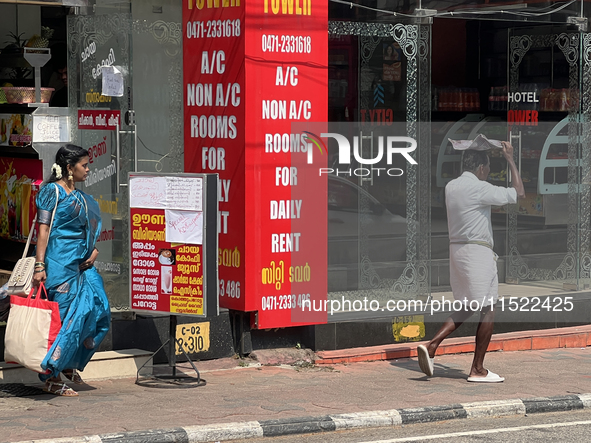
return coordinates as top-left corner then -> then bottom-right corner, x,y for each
426,309 -> 473,358
468,305 -> 495,377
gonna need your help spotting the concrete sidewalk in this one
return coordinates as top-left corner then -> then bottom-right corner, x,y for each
1,328 -> 590,443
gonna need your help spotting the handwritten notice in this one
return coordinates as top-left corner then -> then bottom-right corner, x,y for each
32,115 -> 69,143
165,210 -> 203,244
130,176 -> 167,208
166,177 -> 202,211
102,65 -> 124,97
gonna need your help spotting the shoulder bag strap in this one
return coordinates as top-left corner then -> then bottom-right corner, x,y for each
21,184 -> 60,260
21,217 -> 37,260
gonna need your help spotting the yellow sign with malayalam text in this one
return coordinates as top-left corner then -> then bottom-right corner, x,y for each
170,295 -> 204,316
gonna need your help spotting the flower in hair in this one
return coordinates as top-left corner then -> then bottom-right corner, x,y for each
51,163 -> 62,179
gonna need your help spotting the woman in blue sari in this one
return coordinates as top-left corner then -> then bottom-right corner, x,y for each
33,144 -> 111,397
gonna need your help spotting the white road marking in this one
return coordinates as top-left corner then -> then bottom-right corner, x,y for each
360,419 -> 591,442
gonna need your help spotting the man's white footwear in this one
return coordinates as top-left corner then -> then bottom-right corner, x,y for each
467,369 -> 505,383
417,345 -> 434,377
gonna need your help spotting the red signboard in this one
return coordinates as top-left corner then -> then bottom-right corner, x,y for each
78,110 -> 121,130
183,0 -> 328,328
184,0 -> 246,314
130,207 -> 205,315
244,1 -> 328,327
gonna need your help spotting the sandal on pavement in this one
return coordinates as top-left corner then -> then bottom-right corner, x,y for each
44,381 -> 79,397
62,369 -> 84,385
417,345 -> 434,377
467,369 -> 505,383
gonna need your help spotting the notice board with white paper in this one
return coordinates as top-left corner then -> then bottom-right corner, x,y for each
128,172 -> 218,318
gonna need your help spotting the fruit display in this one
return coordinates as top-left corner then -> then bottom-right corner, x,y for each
488,169 -> 506,182
1,27 -> 53,80
24,27 -> 53,50
492,192 -> 543,216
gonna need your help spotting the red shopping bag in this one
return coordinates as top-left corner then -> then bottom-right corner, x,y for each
4,283 -> 61,374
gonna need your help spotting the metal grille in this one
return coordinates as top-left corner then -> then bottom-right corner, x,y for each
0,383 -> 45,398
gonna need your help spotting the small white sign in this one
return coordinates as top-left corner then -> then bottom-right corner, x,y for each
101,65 -> 124,97
166,177 -> 203,211
32,115 -> 69,143
165,210 -> 203,244
129,176 -> 167,208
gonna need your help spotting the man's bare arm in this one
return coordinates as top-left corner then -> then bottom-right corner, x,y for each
501,141 -> 525,199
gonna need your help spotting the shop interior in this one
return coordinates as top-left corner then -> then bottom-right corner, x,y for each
327,5 -> 589,298
0,3 -> 69,271
430,18 -> 578,290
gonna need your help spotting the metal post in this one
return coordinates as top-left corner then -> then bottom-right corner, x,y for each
34,67 -> 41,103
134,123 -> 138,172
116,122 -> 121,193
169,315 -> 177,377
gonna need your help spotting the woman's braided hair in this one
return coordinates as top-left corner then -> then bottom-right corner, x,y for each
47,144 -> 89,184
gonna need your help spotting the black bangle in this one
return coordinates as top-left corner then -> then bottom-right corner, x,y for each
34,269 -> 46,274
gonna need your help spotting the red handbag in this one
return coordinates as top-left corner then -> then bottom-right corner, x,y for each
4,283 -> 62,374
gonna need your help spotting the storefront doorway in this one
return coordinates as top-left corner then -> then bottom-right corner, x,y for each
505,26 -> 587,291
327,21 -> 432,313
432,20 -> 591,295
67,1 -> 135,310
66,0 -> 183,311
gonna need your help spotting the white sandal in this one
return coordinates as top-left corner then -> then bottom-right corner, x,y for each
44,381 -> 79,397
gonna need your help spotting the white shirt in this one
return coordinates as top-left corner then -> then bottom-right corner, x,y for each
445,171 -> 517,247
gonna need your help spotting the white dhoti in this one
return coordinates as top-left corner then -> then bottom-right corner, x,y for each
449,243 -> 498,308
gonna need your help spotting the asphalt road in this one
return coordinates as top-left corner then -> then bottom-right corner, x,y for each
234,409 -> 591,443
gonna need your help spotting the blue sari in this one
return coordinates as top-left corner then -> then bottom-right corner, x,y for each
36,183 -> 111,380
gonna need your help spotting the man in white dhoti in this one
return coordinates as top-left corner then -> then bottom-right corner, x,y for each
418,142 -> 524,382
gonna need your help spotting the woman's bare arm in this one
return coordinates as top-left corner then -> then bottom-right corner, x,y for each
33,223 -> 50,286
